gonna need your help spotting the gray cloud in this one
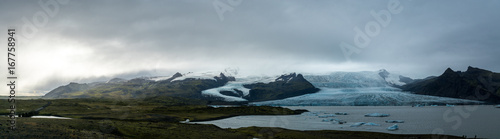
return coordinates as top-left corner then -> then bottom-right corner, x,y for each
0,0 -> 499,95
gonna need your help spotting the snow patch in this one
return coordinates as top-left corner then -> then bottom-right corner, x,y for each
149,76 -> 172,81
385,120 -> 404,123
384,73 -> 405,86
172,72 -> 219,82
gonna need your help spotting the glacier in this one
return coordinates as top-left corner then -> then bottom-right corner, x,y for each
201,81 -> 250,102
251,70 -> 483,106
164,70 -> 484,105
171,71 -> 220,82
200,75 -> 280,102
303,71 -> 389,88
250,87 -> 483,106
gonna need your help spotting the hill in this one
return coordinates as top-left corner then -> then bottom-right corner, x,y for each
401,66 -> 500,103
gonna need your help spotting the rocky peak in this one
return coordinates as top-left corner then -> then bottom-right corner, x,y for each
466,66 -> 491,74
214,73 -> 235,83
159,72 -> 183,83
442,68 -> 457,76
107,78 -> 126,83
378,69 -> 390,79
398,75 -> 414,84
275,73 -> 297,82
172,72 -> 183,78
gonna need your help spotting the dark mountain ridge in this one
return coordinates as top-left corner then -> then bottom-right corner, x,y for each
243,73 -> 320,102
401,66 -> 500,103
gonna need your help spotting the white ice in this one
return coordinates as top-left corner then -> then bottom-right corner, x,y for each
387,124 -> 399,131
350,122 -> 365,127
251,87 -> 483,106
364,123 -> 381,126
365,113 -> 390,117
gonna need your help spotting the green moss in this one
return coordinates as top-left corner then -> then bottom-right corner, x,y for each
0,99 -> 48,114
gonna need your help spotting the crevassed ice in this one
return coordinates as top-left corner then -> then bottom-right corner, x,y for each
200,75 -> 281,101
251,87 -> 483,106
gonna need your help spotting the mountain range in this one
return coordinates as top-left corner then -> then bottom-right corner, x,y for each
42,72 -> 319,103
253,68 -> 484,106
42,66 -> 500,105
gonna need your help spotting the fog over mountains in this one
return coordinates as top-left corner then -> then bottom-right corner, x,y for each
1,1 -> 500,96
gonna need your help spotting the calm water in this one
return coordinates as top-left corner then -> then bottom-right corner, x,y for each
193,105 -> 500,139
31,116 -> 72,119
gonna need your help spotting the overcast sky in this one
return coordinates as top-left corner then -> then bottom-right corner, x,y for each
1,0 -> 499,96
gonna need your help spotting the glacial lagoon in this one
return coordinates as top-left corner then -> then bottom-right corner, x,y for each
193,105 -> 500,138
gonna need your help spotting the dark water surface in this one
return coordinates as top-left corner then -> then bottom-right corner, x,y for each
194,105 -> 500,138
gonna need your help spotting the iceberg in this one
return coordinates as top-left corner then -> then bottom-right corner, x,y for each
364,122 -> 380,126
413,104 -> 425,107
301,112 -> 319,116
321,118 -> 334,122
364,113 -> 390,117
322,118 -> 347,124
387,124 -> 399,131
350,122 -> 365,127
251,87 -> 483,106
334,112 -> 348,115
332,119 -> 346,124
385,120 -> 404,123
318,114 -> 336,118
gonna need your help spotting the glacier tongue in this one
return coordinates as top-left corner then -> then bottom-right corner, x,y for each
251,87 -> 483,106
200,75 -> 280,102
254,70 -> 482,106
201,82 -> 248,102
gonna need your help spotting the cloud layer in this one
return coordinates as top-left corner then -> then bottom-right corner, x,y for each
0,0 -> 499,95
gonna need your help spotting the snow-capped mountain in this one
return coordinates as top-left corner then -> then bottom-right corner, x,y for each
43,67 -> 496,105
201,73 -> 319,102
197,69 -> 413,102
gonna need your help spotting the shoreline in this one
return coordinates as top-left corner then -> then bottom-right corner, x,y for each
194,105 -> 498,138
